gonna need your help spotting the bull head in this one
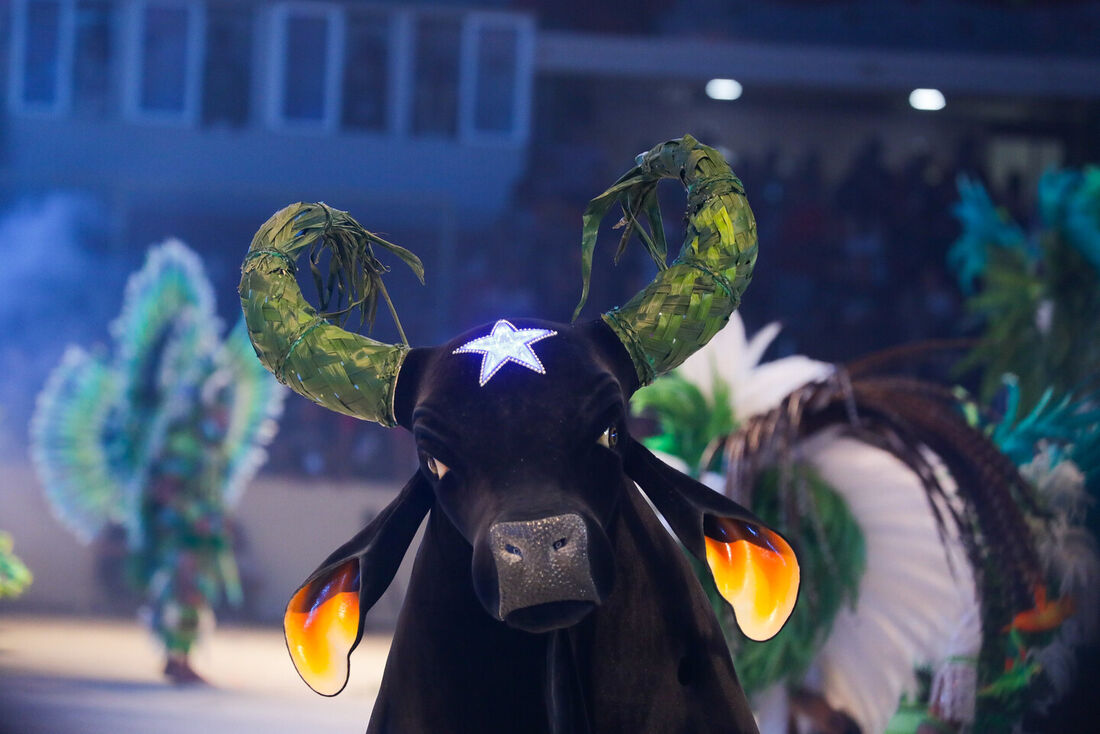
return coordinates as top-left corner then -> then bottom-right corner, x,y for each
239,136 -> 799,699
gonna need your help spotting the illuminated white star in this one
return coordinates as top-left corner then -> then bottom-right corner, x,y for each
452,320 -> 558,386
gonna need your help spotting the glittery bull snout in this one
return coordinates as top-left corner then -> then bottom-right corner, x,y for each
488,513 -> 599,619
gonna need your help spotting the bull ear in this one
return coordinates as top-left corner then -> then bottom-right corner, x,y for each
624,438 -> 799,642
284,472 -> 432,696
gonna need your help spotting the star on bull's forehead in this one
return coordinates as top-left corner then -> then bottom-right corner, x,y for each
453,320 -> 558,386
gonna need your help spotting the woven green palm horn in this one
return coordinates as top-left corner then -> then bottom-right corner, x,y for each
578,135 -> 758,386
239,202 -> 423,427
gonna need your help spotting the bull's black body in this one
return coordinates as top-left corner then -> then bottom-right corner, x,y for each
296,319 -> 777,733
251,137 -> 796,734
367,474 -> 757,734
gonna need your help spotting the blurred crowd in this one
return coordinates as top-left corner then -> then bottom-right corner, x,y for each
733,135 -> 976,362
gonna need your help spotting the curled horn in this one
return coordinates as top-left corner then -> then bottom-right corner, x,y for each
575,135 -> 758,387
239,202 -> 424,427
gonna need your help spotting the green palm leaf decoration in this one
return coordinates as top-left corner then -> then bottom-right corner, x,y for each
247,202 -> 424,342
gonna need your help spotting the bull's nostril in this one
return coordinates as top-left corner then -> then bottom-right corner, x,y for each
489,514 -> 600,622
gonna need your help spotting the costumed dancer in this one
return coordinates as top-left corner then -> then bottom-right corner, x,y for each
943,166 -> 1100,730
31,241 -> 284,682
636,315 -> 980,734
635,166 -> 1100,733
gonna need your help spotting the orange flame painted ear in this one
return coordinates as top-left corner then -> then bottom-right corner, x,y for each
285,559 -> 362,696
283,472 -> 433,696
625,438 -> 800,641
703,517 -> 799,641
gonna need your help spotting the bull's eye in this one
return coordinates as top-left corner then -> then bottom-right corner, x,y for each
597,425 -> 619,449
425,455 -> 449,479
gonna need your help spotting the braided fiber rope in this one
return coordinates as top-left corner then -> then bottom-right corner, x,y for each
576,135 -> 758,386
239,203 -> 420,427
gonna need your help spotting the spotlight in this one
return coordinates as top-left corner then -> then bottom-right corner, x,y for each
909,88 -> 946,111
706,78 -> 743,101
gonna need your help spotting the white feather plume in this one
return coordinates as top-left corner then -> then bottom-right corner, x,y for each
675,313 -> 834,421
674,314 -> 980,734
800,432 -> 978,734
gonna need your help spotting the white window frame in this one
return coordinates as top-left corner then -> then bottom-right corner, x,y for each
266,2 -> 345,133
7,0 -> 77,116
121,0 -> 206,126
385,9 -> 413,136
458,12 -> 534,146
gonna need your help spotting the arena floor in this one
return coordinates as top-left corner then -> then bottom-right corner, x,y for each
0,615 -> 392,734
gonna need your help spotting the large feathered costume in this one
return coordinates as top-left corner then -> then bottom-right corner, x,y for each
31,240 -> 284,680
636,164 -> 1100,733
949,167 -> 1100,414
639,204 -> 1099,734
637,317 -> 979,734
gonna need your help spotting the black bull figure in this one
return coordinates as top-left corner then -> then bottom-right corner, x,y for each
239,137 -> 801,733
